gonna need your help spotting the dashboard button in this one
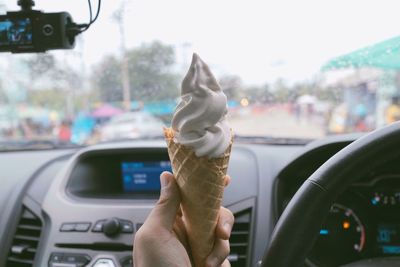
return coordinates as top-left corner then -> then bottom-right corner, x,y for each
62,253 -> 91,267
120,221 -> 133,233
60,223 -> 75,232
49,252 -> 63,262
92,220 -> 105,232
92,258 -> 116,267
74,222 -> 91,232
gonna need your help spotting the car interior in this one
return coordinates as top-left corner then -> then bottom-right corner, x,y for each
1,1 -> 400,267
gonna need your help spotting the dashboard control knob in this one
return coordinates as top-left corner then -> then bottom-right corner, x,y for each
103,218 -> 120,237
92,258 -> 116,267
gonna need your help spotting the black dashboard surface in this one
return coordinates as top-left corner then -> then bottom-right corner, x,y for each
3,135 -> 387,267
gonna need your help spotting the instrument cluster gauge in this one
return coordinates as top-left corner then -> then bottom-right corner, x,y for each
309,204 -> 366,266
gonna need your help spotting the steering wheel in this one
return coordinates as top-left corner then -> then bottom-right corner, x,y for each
261,122 -> 400,267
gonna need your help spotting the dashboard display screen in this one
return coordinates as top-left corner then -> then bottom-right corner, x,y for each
377,223 -> 400,255
0,18 -> 33,47
121,161 -> 172,192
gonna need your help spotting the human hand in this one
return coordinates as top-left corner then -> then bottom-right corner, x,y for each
134,171 -> 234,267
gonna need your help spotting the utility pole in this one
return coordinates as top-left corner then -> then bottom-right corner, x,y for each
112,2 -> 131,111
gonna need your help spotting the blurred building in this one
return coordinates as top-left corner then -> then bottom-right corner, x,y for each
321,36 -> 400,132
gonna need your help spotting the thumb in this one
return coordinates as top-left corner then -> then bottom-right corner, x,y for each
145,171 -> 181,230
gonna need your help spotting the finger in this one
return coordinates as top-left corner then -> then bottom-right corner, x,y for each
205,239 -> 230,267
177,205 -> 183,217
221,259 -> 231,267
144,171 -> 180,230
215,207 -> 234,240
173,214 -> 189,250
223,175 -> 231,187
172,215 -> 194,264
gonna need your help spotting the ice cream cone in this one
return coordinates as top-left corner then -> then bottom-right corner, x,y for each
164,127 -> 233,267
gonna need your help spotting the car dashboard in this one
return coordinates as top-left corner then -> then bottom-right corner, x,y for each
1,134 -> 400,267
0,140 -> 267,267
276,136 -> 400,267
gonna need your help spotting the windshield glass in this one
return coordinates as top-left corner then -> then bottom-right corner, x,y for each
1,0 -> 400,149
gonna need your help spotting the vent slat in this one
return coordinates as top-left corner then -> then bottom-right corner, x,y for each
18,224 -> 42,231
231,230 -> 249,234
20,219 -> 41,227
230,208 -> 252,267
26,248 -> 37,253
230,243 -> 248,247
14,235 -> 40,242
6,207 -> 42,267
6,256 -> 33,264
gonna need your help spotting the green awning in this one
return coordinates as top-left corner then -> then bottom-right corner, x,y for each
322,36 -> 400,71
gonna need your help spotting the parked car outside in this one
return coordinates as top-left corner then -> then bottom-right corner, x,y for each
100,112 -> 164,141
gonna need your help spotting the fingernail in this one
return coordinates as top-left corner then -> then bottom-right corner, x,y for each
160,173 -> 170,188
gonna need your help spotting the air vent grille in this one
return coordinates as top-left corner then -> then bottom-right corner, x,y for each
229,208 -> 252,267
6,207 -> 42,267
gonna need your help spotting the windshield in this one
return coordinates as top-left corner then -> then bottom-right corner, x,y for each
1,0 -> 400,149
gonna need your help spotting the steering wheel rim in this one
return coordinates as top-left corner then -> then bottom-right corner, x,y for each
262,122 -> 400,267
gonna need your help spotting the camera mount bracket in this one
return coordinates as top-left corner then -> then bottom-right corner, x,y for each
17,0 -> 35,12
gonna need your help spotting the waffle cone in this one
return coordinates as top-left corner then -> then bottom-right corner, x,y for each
164,128 -> 233,266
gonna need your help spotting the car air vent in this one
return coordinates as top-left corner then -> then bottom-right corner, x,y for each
6,207 -> 42,267
229,208 -> 252,267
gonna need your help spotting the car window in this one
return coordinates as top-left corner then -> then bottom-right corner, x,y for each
1,0 -> 400,148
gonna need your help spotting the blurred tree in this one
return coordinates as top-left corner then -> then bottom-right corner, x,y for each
24,54 -> 84,117
292,82 -> 342,103
24,54 -> 56,84
317,86 -> 343,103
127,41 -> 179,101
272,79 -> 292,102
92,41 -> 179,103
54,64 -> 83,90
26,89 -> 68,111
26,88 -> 93,113
91,55 -> 123,102
24,54 -> 82,90
242,84 -> 273,104
290,82 -> 312,102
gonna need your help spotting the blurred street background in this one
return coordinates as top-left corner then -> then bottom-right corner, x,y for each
1,0 -> 400,147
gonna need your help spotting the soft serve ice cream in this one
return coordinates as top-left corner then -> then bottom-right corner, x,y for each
171,53 -> 231,158
163,53 -> 233,266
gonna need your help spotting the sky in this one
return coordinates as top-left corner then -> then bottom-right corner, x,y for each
2,0 -> 400,85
